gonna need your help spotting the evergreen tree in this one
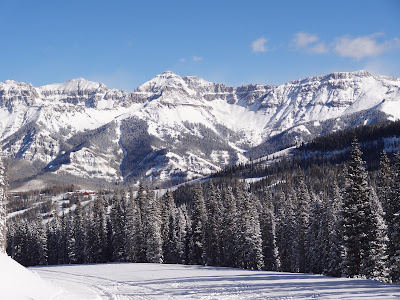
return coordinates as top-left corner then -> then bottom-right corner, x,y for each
306,193 -> 325,274
235,182 -> 264,270
125,188 -> 137,262
221,187 -> 238,267
203,182 -> 222,266
342,138 -> 387,280
276,190 -> 296,272
189,183 -> 207,265
110,190 -> 126,261
259,189 -> 279,271
143,189 -> 163,263
133,184 -> 146,262
47,212 -> 62,265
161,191 -> 180,264
295,172 -> 310,273
377,150 -> 394,215
388,150 -> 400,282
33,215 -> 48,265
72,197 -> 85,264
91,192 -> 108,263
176,204 -> 189,264
325,181 -> 343,277
362,188 -> 390,282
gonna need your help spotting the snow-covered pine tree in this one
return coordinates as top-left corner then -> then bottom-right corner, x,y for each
133,183 -> 146,262
295,172 -> 310,273
110,190 -> 126,262
160,191 -> 173,262
259,189 -> 279,271
306,192 -> 328,274
325,180 -> 343,277
47,212 -> 62,265
92,192 -> 108,263
125,188 -> 137,262
176,204 -> 189,264
33,214 -> 48,265
221,187 -> 238,268
189,183 -> 207,265
235,182 -> 264,270
143,189 -> 163,263
161,191 -> 180,264
388,150 -> 400,282
377,150 -> 394,215
342,138 -> 387,280
276,189 -> 297,272
362,188 -> 390,282
0,148 -> 8,252
72,197 -> 85,264
203,182 -> 222,266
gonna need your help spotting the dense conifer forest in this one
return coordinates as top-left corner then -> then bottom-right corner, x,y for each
2,122 -> 400,283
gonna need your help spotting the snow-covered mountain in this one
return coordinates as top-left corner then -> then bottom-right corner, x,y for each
1,70 -> 399,189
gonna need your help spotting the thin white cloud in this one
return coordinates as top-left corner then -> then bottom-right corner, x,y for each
310,42 -> 329,54
334,34 -> 400,59
293,32 -> 319,48
192,56 -> 203,62
252,37 -> 268,53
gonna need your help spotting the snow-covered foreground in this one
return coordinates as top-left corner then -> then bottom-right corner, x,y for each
30,262 -> 400,300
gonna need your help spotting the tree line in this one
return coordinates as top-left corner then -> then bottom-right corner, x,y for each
3,139 -> 400,283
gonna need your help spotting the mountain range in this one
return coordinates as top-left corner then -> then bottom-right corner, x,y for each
1,70 -> 399,190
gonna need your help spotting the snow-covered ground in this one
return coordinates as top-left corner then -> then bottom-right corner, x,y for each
3,250 -> 400,299
28,262 -> 400,299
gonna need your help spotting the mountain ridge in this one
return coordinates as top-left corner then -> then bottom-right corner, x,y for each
1,70 -> 399,189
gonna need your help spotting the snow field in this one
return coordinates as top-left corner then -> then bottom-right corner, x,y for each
31,262 -> 400,300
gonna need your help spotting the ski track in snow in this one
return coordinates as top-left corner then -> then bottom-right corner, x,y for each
30,263 -> 400,299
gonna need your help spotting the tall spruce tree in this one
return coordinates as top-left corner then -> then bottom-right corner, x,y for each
190,183 -> 207,265
342,138 -> 388,280
221,187 -> 238,267
295,172 -> 310,273
110,190 -> 126,261
203,182 -> 222,266
259,189 -> 279,271
388,150 -> 400,282
235,182 -> 264,270
143,189 -> 163,263
72,197 -> 85,264
325,181 -> 343,277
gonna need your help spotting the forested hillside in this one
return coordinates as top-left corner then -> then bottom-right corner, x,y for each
4,134 -> 400,283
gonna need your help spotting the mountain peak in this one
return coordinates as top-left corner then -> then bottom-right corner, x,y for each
135,71 -> 186,93
39,78 -> 106,94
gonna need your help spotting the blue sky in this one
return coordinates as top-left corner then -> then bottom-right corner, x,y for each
0,0 -> 399,91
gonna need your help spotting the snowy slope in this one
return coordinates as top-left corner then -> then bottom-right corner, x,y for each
1,70 -> 399,188
0,252 -> 83,300
31,262 -> 400,299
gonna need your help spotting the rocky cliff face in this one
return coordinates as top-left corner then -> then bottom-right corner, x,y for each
0,70 -> 399,189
